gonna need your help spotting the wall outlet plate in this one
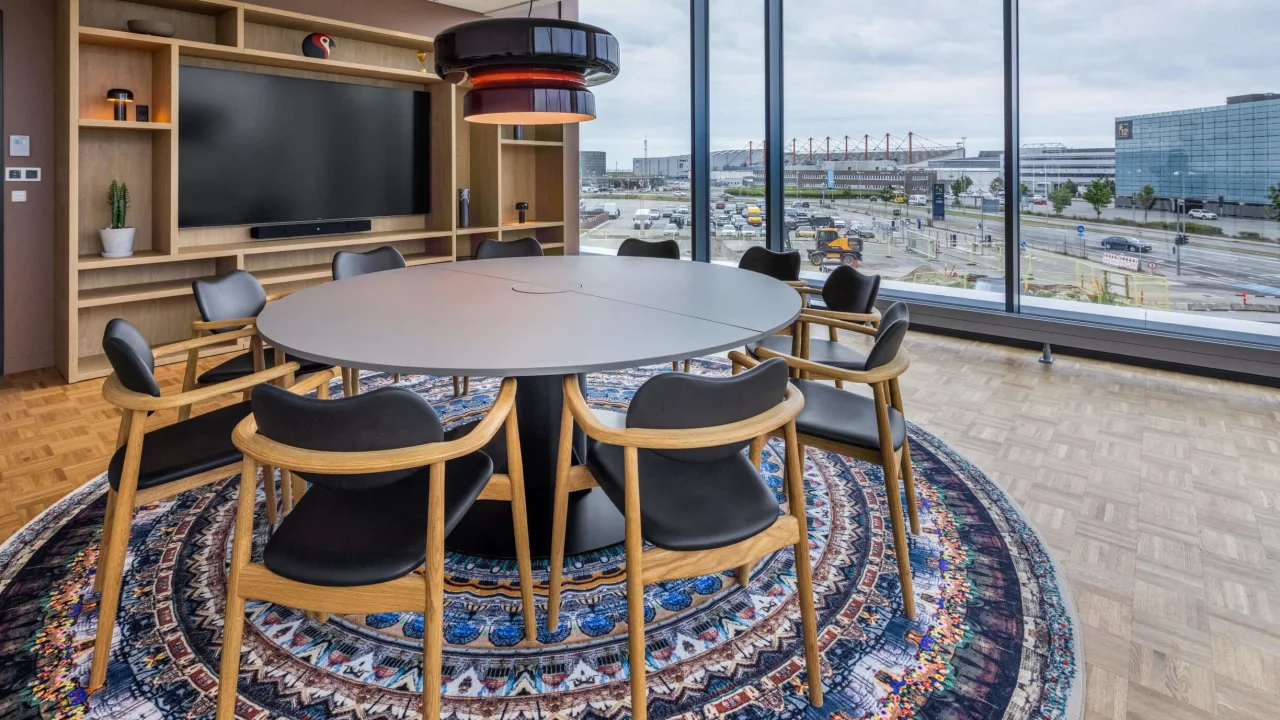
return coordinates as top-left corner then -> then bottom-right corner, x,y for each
5,167 -> 40,181
11,190 -> 26,202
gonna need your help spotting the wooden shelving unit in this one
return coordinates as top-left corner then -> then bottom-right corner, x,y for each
56,0 -> 570,382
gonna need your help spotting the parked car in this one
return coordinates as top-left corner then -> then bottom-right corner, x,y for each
735,202 -> 748,213
662,206 -> 677,218
634,209 -> 653,230
852,223 -> 876,238
832,217 -> 847,228
1100,235 -> 1151,252
648,209 -> 663,223
791,200 -> 810,209
715,201 -> 726,209
719,223 -> 738,237
602,202 -> 620,219
1031,197 -> 1047,206
732,216 -> 748,228
1188,209 -> 1218,220
662,222 -> 680,237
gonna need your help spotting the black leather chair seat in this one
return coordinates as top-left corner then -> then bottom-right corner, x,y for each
197,350 -> 332,385
263,451 -> 494,586
586,442 -> 779,552
747,335 -> 868,370
108,401 -> 252,491
791,379 -> 905,451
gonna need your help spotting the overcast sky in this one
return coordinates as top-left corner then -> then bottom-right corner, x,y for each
578,0 -> 1279,167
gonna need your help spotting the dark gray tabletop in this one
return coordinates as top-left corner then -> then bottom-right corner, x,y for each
256,256 -> 802,377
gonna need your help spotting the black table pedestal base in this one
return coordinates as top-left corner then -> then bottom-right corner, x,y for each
443,373 -> 626,559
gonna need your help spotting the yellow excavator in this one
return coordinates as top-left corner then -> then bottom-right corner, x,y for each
807,228 -> 863,267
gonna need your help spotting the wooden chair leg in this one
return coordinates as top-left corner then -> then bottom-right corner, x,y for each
179,343 -> 200,421
671,360 -> 679,372
394,373 -> 402,383
422,463 -> 446,720
890,379 -> 920,534
874,383 -> 915,620
315,612 -> 330,623
216,456 -> 259,719
262,465 -> 278,526
735,561 -> 752,587
683,358 -> 691,373
785,420 -> 824,707
280,469 -> 293,515
731,360 -> 742,375
342,368 -> 354,397
748,435 -> 765,470
462,376 -> 470,395
452,376 -> 461,397
505,408 -> 537,641
623,446 -> 648,720
93,488 -> 118,594
350,369 -> 360,395
548,399 -> 576,632
89,410 -> 146,692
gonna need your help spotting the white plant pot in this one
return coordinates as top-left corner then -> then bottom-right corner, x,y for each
99,227 -> 136,258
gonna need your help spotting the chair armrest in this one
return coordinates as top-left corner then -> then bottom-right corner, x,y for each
103,360 -> 302,412
287,367 -> 342,396
266,291 -> 292,302
153,326 -> 256,360
754,346 -> 910,384
561,374 -> 803,450
231,377 -> 518,473
798,313 -> 877,337
805,306 -> 882,325
728,350 -> 760,370
191,317 -> 257,333
796,286 -> 823,296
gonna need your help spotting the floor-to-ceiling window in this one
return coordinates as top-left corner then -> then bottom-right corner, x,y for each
578,1 -> 691,257
708,0 -> 765,265
782,0 -> 1006,299
1019,1 -> 1280,345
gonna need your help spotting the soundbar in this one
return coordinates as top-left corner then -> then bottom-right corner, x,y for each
250,219 -> 373,240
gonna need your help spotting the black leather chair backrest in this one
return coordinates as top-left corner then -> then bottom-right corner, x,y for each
332,245 -> 407,280
738,246 -> 800,282
475,237 -> 544,260
878,301 -> 909,335
618,237 -> 680,260
192,270 -> 268,333
626,357 -> 790,463
864,315 -> 910,371
821,265 -> 880,314
252,384 -> 444,490
103,318 -> 161,397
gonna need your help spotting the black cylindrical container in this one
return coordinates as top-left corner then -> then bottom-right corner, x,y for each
459,188 -> 471,228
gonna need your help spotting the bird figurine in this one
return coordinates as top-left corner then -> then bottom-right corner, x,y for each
302,33 -> 335,59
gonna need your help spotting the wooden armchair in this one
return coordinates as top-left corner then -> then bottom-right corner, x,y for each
92,319 -> 304,692
728,308 -> 920,619
547,359 -> 822,719
218,377 -> 535,720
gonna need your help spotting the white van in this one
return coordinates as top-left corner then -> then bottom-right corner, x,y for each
602,202 -> 620,218
634,209 -> 653,230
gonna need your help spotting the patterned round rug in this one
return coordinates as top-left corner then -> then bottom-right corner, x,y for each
0,359 -> 1080,720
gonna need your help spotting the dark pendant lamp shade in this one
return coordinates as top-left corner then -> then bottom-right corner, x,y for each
435,18 -> 619,125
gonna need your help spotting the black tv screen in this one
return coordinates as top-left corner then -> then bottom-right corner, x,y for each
178,66 -> 429,228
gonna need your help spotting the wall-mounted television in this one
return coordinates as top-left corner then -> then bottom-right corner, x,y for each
178,66 -> 430,228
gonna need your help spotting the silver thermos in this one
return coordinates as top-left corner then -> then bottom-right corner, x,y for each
458,188 -> 471,228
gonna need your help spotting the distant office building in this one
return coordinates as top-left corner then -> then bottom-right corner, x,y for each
752,168 -> 938,194
579,151 -> 606,178
1116,94 -> 1280,216
923,147 -> 1114,192
633,150 -> 754,176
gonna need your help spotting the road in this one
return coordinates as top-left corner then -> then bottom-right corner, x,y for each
579,192 -> 1280,321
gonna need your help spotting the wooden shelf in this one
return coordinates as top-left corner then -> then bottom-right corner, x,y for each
242,6 -> 435,51
79,119 -> 172,130
540,242 -> 566,250
78,250 -> 172,268
79,26 -> 176,50
78,277 -> 195,308
180,43 -> 441,84
178,229 -> 453,258
455,226 -> 501,235
501,221 -> 565,231
501,139 -> 563,148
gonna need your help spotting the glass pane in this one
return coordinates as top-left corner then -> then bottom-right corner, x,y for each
783,1 -> 1004,303
1020,3 -> 1280,346
578,1 -> 691,257
709,0 -> 765,265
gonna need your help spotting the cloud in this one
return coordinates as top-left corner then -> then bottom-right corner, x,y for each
578,0 -> 1278,166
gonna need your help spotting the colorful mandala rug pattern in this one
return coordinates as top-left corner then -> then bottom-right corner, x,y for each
0,359 -> 1080,720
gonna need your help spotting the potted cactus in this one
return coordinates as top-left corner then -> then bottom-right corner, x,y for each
99,179 -> 135,257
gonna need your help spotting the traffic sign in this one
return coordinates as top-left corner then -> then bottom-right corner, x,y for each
1148,261 -> 1156,270
1076,225 -> 1086,236
1020,240 -> 1027,249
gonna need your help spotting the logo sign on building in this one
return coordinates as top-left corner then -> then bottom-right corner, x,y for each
1115,120 -> 1133,141
932,182 -> 946,220
826,169 -> 835,189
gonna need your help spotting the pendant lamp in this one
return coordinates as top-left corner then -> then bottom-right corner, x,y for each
435,18 -> 619,125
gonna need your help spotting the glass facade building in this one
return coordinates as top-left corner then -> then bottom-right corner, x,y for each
1115,96 -> 1280,210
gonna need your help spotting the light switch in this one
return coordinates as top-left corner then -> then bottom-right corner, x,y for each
11,190 -> 26,202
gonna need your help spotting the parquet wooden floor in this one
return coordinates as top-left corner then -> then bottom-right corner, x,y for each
1,333 -> 1278,719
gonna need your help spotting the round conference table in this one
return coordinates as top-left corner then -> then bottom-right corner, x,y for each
256,255 -> 801,558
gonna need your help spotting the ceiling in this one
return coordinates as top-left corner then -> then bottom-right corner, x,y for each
427,0 -> 560,16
